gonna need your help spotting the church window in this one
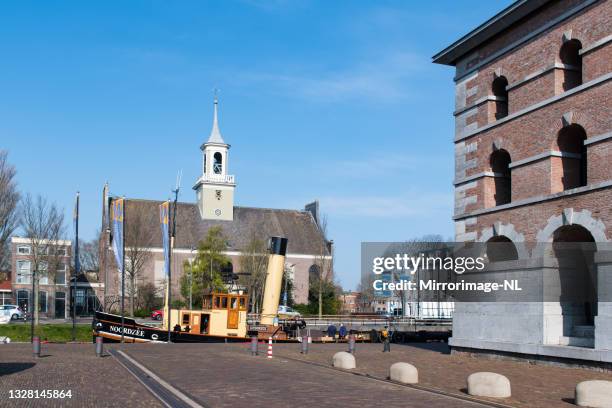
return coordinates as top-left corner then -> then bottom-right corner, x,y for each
213,152 -> 222,174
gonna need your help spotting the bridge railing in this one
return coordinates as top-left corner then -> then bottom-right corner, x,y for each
247,314 -> 452,327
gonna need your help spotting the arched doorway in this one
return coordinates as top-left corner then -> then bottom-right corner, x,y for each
485,236 -> 519,262
549,224 -> 596,347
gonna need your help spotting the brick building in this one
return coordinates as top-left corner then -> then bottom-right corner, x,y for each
100,98 -> 332,310
434,0 -> 611,364
339,291 -> 359,314
10,237 -> 71,319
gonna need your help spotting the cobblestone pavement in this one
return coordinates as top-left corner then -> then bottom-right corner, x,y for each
0,344 -> 162,408
268,341 -> 612,408
120,343 -> 489,408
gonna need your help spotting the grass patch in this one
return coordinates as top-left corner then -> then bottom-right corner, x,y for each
0,324 -> 92,342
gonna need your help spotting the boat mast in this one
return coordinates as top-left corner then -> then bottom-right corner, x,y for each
166,171 -> 181,343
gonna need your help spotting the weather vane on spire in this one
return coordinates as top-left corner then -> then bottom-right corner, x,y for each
213,87 -> 220,103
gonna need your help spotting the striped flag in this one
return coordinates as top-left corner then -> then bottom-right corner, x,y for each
111,198 -> 124,271
160,201 -> 170,280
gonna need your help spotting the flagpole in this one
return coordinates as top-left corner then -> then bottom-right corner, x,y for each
72,192 -> 79,342
167,201 -> 173,344
121,198 -> 126,344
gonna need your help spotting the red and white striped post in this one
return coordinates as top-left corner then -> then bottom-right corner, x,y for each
267,337 -> 273,359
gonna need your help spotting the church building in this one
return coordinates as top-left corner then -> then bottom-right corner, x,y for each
99,97 -> 332,309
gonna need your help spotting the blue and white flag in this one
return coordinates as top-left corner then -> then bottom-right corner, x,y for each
160,201 -> 170,279
111,198 -> 124,271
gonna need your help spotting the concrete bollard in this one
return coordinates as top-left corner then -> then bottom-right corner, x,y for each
467,372 -> 511,398
575,380 -> 612,408
332,351 -> 356,369
389,362 -> 418,384
32,336 -> 41,358
348,334 -> 356,354
250,336 -> 258,356
301,337 -> 309,354
95,336 -> 104,357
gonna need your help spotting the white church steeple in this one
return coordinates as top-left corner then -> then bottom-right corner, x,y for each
206,95 -> 225,145
193,95 -> 236,221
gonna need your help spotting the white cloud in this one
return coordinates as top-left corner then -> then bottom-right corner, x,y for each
329,153 -> 443,178
237,51 -> 429,102
320,191 -> 452,218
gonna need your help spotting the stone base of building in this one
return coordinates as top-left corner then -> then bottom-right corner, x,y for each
450,337 -> 612,371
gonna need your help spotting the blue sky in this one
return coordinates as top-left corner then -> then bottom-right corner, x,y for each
0,0 -> 512,290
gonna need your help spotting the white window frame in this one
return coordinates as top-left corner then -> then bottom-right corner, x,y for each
55,269 -> 66,285
56,248 -> 67,256
0,292 -> 11,306
16,289 -> 29,311
39,261 -> 49,285
17,245 -> 31,255
16,260 -> 32,284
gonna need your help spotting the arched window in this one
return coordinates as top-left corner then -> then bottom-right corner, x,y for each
213,152 -> 223,174
491,76 -> 508,120
555,124 -> 587,191
490,149 -> 511,206
485,236 -> 518,262
308,264 -> 320,284
559,39 -> 582,91
203,153 -> 207,174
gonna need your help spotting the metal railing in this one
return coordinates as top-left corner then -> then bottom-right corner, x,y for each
197,174 -> 235,184
247,313 -> 452,327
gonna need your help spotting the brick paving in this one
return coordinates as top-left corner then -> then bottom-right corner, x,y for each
268,341 -> 612,408
0,344 -> 162,407
2,341 -> 611,407
120,343 -> 489,408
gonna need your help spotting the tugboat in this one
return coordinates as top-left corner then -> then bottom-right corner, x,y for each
93,236 -> 299,343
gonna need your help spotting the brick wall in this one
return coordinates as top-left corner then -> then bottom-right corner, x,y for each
453,0 -> 611,245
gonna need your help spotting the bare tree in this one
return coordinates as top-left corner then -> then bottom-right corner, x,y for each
0,151 -> 20,271
384,235 -> 445,317
124,206 -> 155,317
313,214 -> 333,317
79,234 -> 100,277
239,234 -> 268,313
20,194 -> 65,326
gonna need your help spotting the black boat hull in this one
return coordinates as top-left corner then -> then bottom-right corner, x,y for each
92,311 -> 250,343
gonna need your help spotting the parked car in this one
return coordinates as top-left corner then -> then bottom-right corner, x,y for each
277,305 -> 301,319
151,309 -> 163,320
0,305 -> 26,321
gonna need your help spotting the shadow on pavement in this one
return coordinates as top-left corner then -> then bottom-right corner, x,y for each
0,362 -> 35,376
395,341 -> 451,354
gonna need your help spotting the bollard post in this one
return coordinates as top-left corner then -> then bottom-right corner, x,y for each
32,336 -> 41,358
301,337 -> 309,354
250,336 -> 258,356
267,337 -> 273,359
348,334 -> 356,354
95,336 -> 104,357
